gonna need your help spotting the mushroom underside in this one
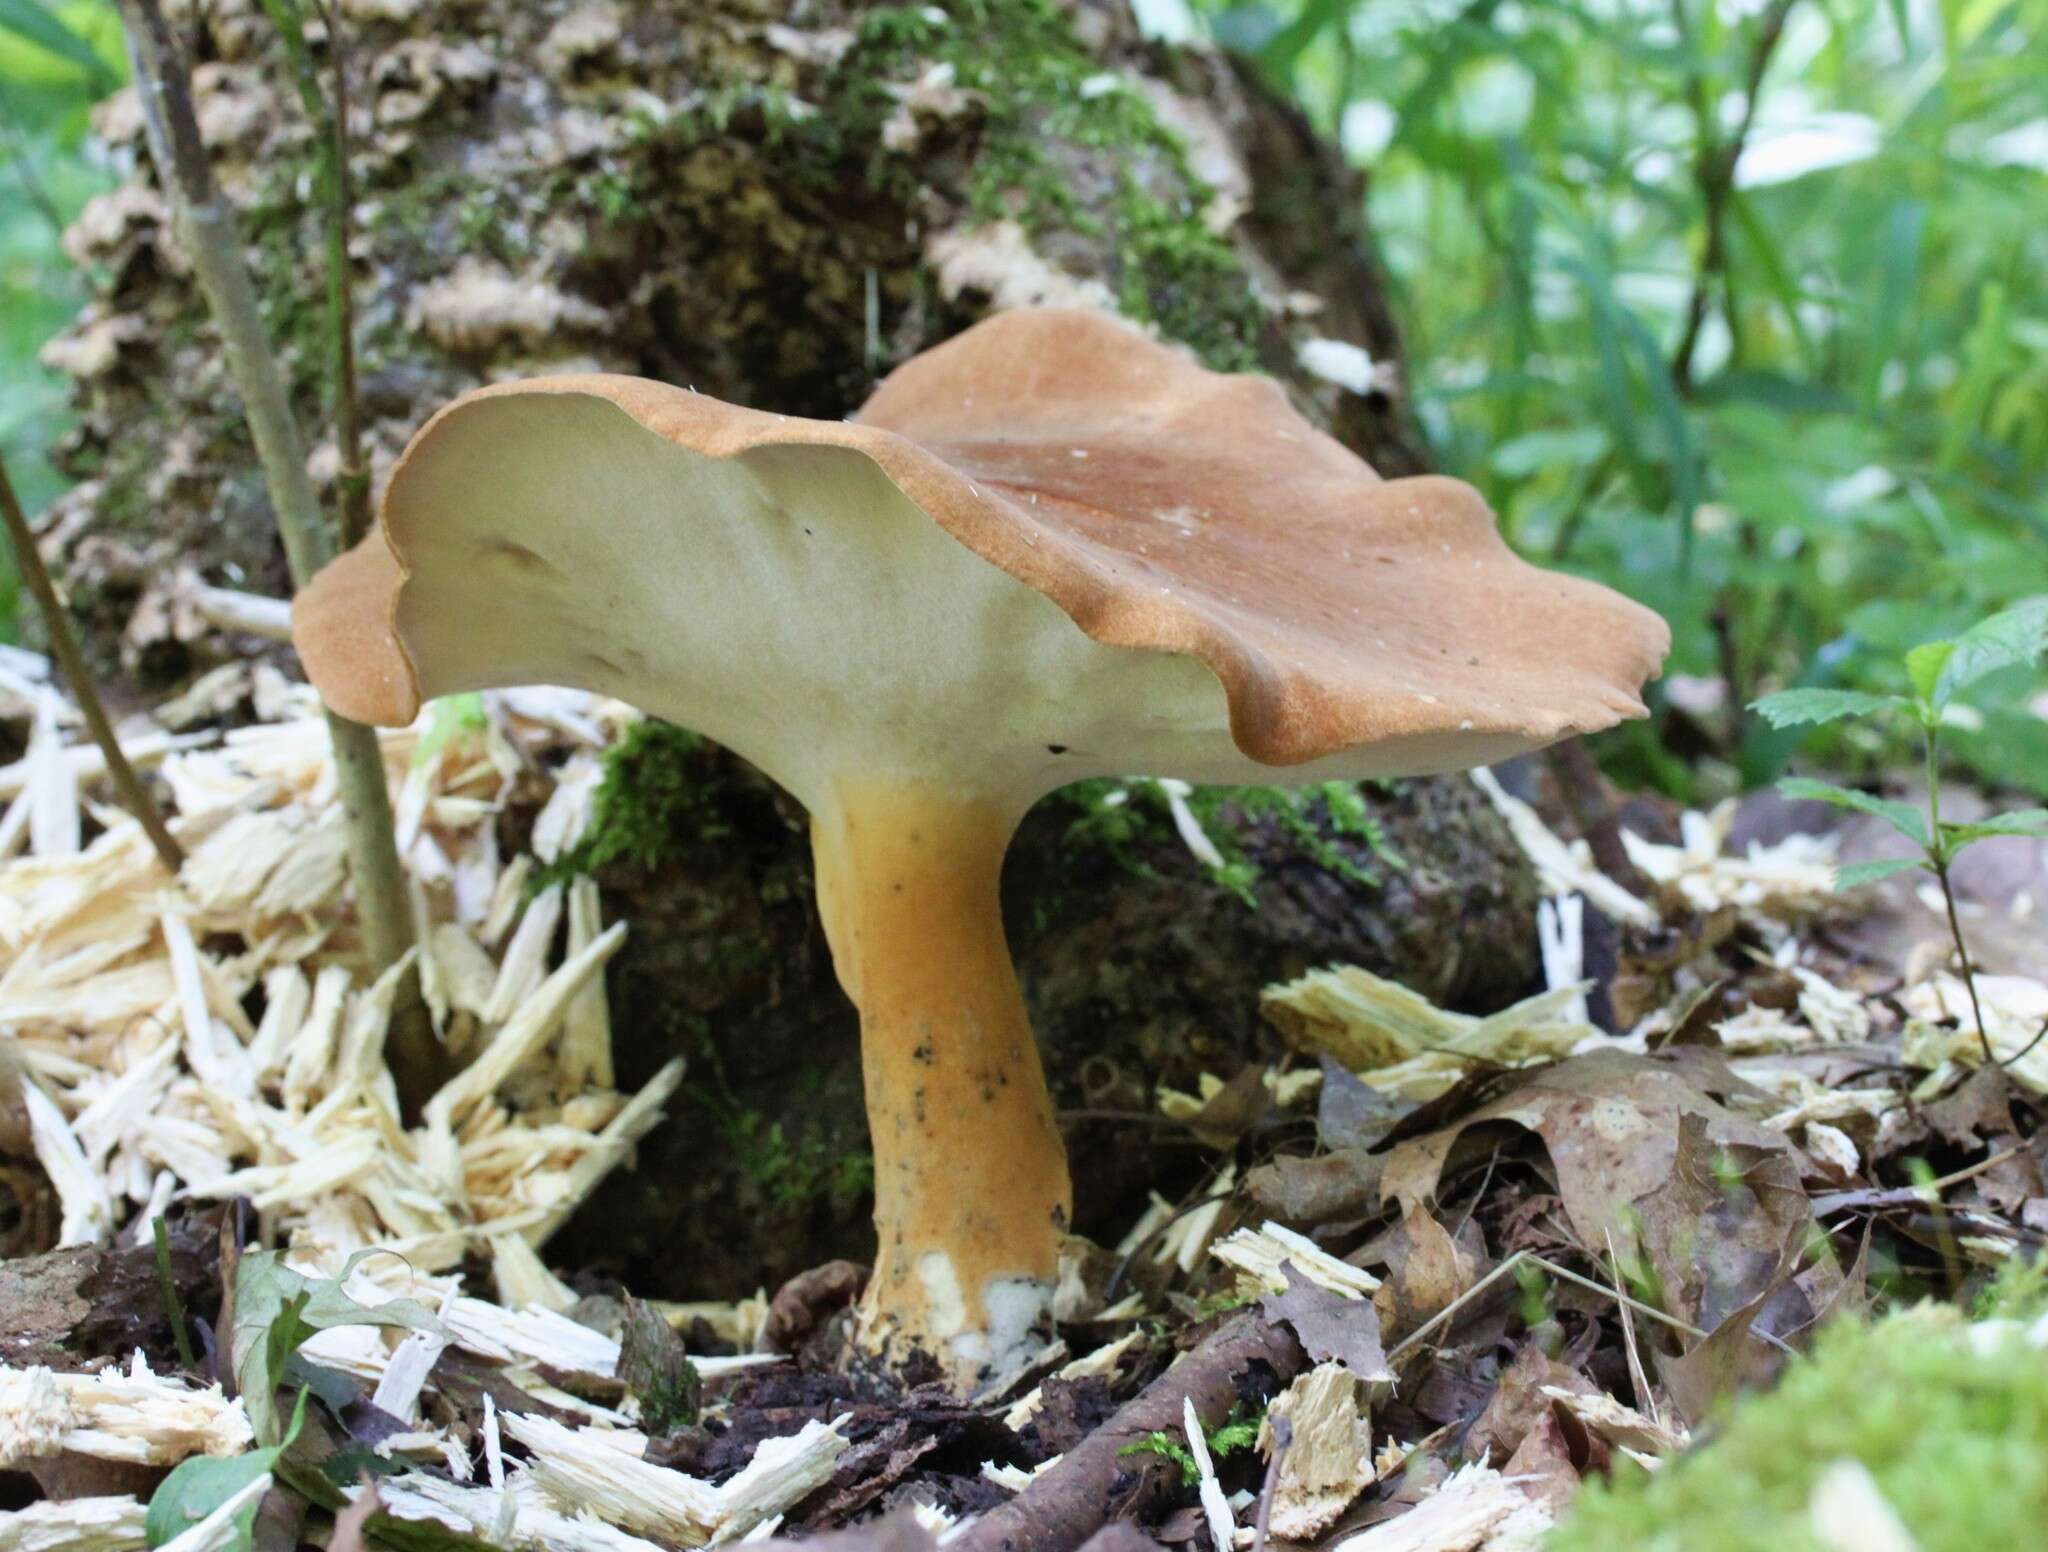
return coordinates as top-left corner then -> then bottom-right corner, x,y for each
290,316 -> 1670,1388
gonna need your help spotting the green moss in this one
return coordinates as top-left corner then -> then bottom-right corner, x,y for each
843,0 -> 1262,369
536,718 -> 724,886
1548,1302 -> 2048,1552
1112,178 -> 1264,373
1119,1401 -> 1266,1485
1056,777 -> 1406,908
551,0 -> 1264,373
718,1106 -> 874,1216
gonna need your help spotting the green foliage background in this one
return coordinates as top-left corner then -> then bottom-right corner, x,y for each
0,0 -> 121,635
1189,0 -> 2047,795
3,0 -> 2043,792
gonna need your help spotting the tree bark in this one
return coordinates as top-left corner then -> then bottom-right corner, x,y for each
41,0 -> 1540,1292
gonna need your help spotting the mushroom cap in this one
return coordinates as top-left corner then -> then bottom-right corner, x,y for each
295,308 -> 1667,810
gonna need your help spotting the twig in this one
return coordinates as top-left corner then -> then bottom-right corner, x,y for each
191,583 -> 294,641
953,1311 -> 1305,1552
1606,1228 -> 1662,1431
1668,0 -> 1798,395
1249,1415 -> 1291,1552
1388,1249 -> 1710,1365
1920,733 -> 1997,1067
0,451 -> 185,874
117,0 -> 440,1111
152,1215 -> 200,1371
259,0 -> 371,545
1811,1145 -> 2020,1216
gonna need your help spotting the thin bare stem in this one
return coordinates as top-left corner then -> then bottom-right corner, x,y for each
1669,0 -> 1798,395
1249,1416 -> 1290,1552
260,0 -> 371,545
0,451 -> 185,874
117,0 -> 439,1110
325,8 -> 371,548
1924,728 -> 1996,1065
1388,1249 -> 1709,1365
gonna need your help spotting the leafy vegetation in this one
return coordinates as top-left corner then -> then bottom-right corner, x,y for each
0,0 -> 122,636
1195,0 -> 2048,797
1753,599 -> 2048,1057
1117,1401 -> 1266,1485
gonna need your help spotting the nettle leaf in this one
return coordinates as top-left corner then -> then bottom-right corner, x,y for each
146,1392 -> 308,1552
1835,857 -> 1926,890
1943,809 -> 2048,848
1778,778 -> 1929,848
233,1250 -> 438,1445
1748,689 -> 1903,729
1904,641 -> 1957,707
1933,601 -> 2048,708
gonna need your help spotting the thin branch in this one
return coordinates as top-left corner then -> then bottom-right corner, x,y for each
326,6 -> 371,548
117,0 -> 440,1111
0,451 -> 185,874
1922,730 -> 1996,1066
1249,1415 -> 1291,1552
260,0 -> 371,545
1387,1249 -> 1711,1365
1669,0 -> 1798,395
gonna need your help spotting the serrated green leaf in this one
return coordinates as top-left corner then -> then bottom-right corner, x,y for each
1934,602 -> 2048,708
1778,778 -> 1929,847
1942,809 -> 2048,847
146,1392 -> 307,1552
232,1251 -> 438,1446
1834,857 -> 1926,890
1749,689 -> 1902,730
1905,642 -> 1956,706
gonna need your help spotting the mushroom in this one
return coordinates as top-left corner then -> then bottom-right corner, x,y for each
293,307 -> 1668,1390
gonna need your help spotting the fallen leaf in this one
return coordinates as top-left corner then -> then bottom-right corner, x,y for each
1244,1149 -> 1384,1227
1260,1266 -> 1393,1381
1382,1051 -> 1814,1330
1630,1113 -> 1810,1333
1463,1344 -> 1595,1468
1372,1206 -> 1487,1339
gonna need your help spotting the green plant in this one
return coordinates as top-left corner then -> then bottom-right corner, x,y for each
0,0 -> 123,637
1752,600 -> 2048,1062
1117,1402 -> 1265,1485
226,1247 -> 439,1445
146,1390 -> 309,1552
1193,0 -> 2048,800
534,718 -> 720,886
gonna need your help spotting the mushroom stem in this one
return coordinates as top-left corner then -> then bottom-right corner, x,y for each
810,777 -> 1071,1390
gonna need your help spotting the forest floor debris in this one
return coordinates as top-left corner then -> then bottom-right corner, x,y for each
0,642 -> 2045,1551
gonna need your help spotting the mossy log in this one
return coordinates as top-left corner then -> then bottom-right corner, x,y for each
42,0 -> 1539,1291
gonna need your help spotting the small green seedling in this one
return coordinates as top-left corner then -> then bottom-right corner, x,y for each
1751,600 -> 2048,1064
1118,1403 -> 1265,1486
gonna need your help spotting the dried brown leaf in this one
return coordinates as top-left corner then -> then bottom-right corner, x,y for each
1382,1051 -> 1814,1330
1260,1266 -> 1393,1381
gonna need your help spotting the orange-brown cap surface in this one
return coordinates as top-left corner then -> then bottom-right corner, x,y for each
294,308 -> 1667,803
